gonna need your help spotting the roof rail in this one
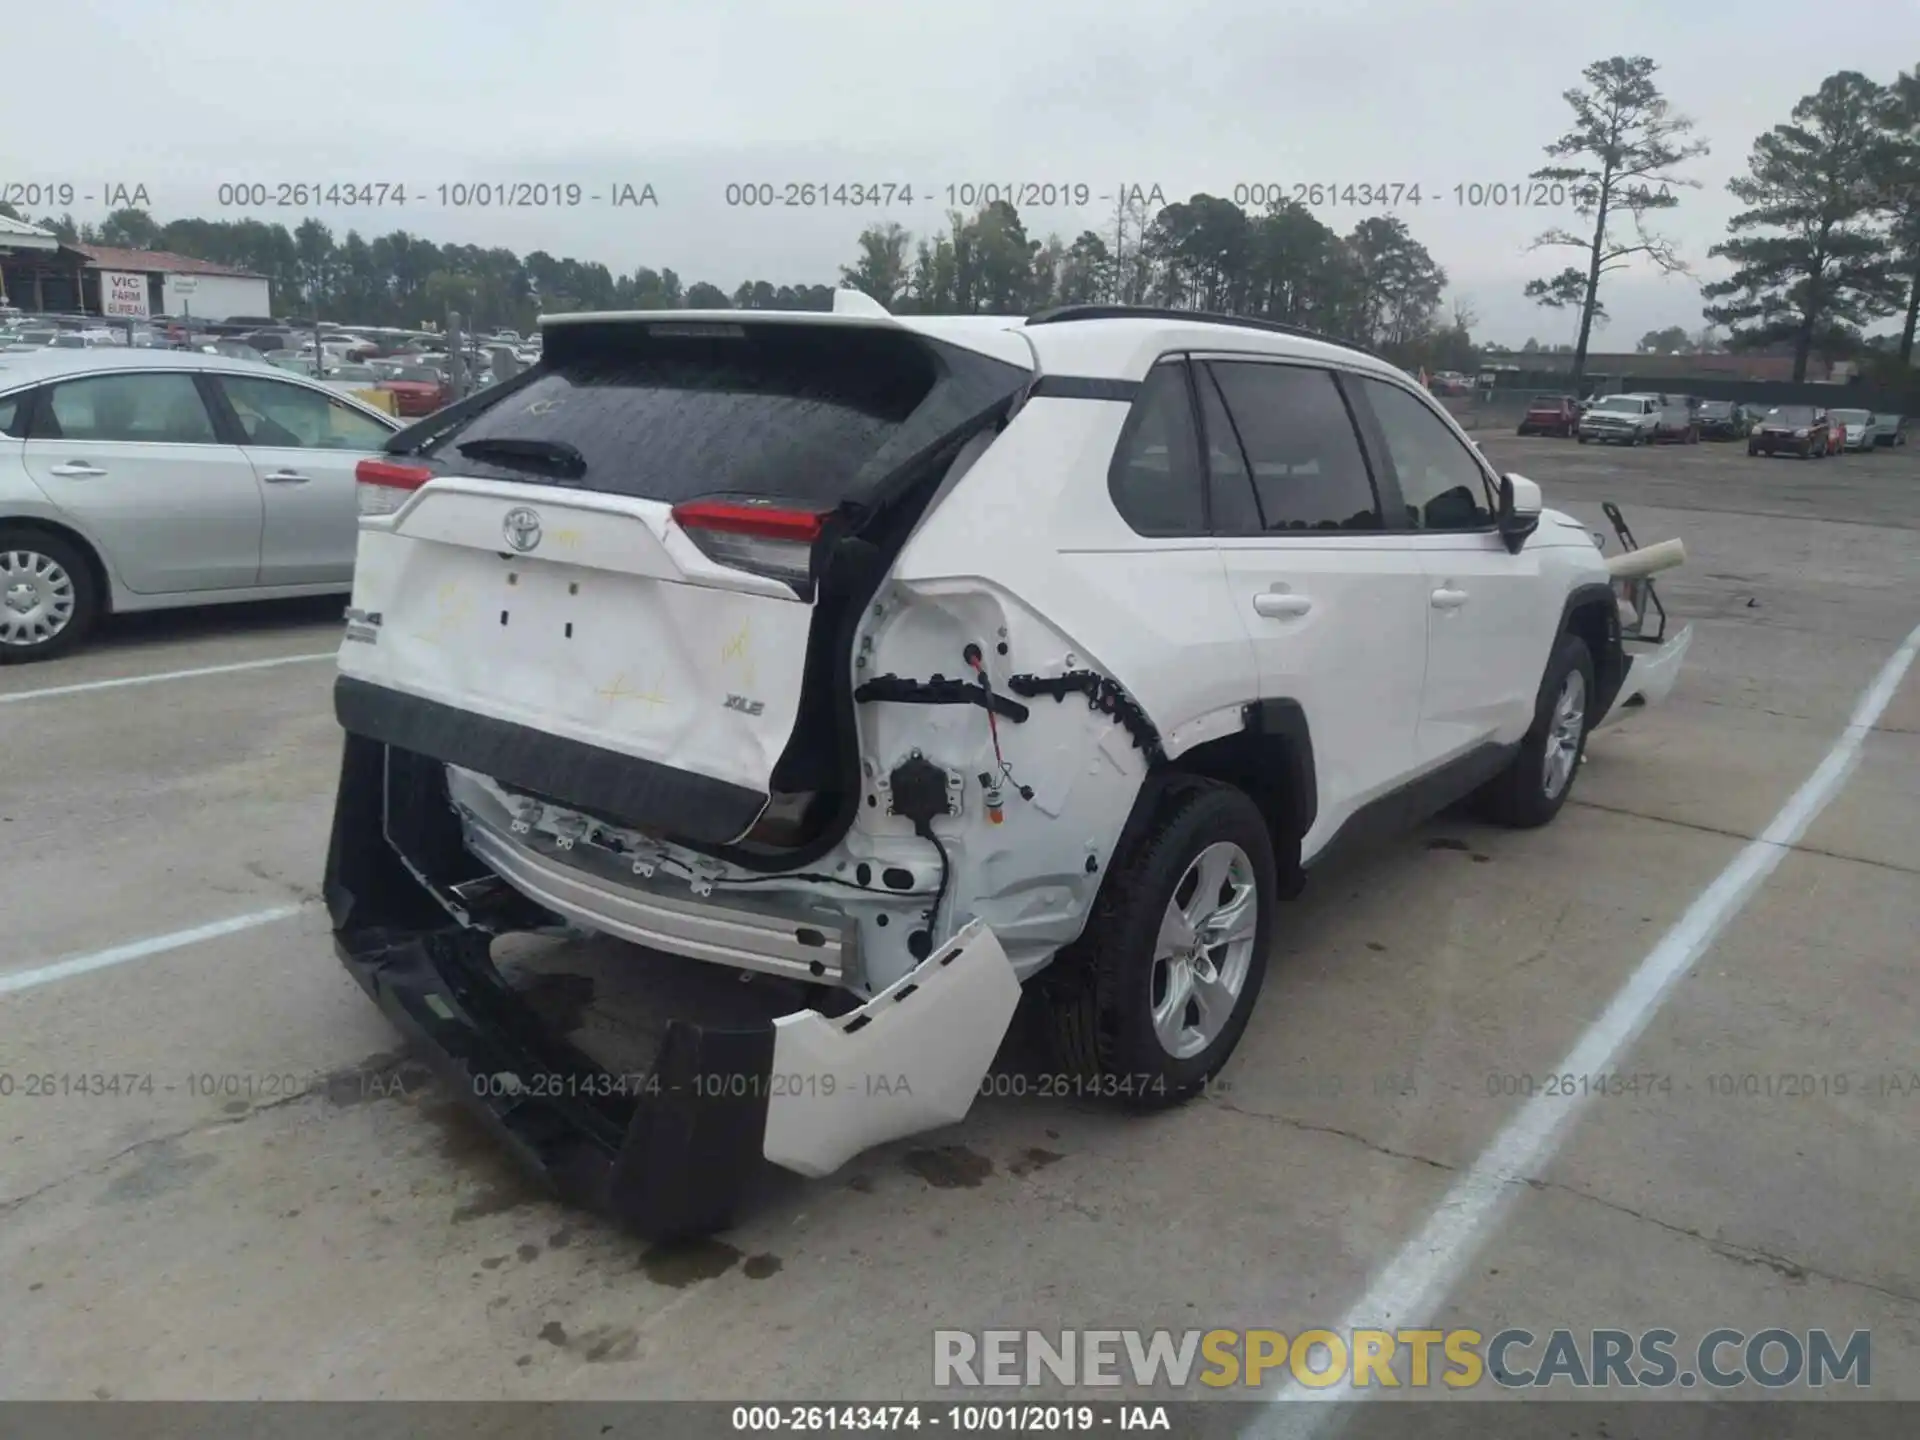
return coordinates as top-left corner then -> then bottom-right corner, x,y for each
1023,304 -> 1383,361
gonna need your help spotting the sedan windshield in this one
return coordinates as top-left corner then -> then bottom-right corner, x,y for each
1766,407 -> 1816,425
1830,409 -> 1870,424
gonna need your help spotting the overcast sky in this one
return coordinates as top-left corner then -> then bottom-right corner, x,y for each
7,0 -> 1917,344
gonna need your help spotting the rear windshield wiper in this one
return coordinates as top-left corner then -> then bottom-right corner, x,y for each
454,436 -> 587,478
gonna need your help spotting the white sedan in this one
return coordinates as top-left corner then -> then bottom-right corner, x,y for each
0,348 -> 400,662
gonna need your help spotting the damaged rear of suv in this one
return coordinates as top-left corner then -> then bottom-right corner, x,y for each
325,296 -> 1690,1239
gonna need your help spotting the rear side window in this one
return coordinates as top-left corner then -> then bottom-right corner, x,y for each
427,323 -> 947,506
32,373 -> 219,444
0,394 -> 20,438
1108,361 -> 1205,537
1206,361 -> 1381,531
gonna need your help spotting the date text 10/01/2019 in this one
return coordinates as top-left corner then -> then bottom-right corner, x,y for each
211,182 -> 659,209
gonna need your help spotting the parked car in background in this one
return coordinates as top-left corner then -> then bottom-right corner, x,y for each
1578,393 -> 1661,445
317,362 -> 382,395
1748,405 -> 1830,458
1517,394 -> 1578,437
1868,413 -> 1907,447
1692,400 -> 1749,440
1830,408 -> 1874,453
1646,394 -> 1698,443
237,328 -> 298,354
375,363 -> 454,417
0,348 -> 401,662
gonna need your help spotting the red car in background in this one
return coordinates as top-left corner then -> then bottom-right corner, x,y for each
1517,393 -> 1579,437
374,362 -> 453,417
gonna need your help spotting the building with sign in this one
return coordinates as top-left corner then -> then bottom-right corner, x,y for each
0,231 -> 271,320
76,245 -> 272,321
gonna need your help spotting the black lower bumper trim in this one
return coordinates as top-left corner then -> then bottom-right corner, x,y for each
325,731 -> 775,1240
336,924 -> 774,1240
333,675 -> 767,846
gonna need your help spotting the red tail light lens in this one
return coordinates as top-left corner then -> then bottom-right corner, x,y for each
356,458 -> 434,516
671,501 -> 831,588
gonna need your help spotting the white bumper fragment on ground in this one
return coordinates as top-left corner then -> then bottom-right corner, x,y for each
762,919 -> 1022,1178
1599,623 -> 1694,727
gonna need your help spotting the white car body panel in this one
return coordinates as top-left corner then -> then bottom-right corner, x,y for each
342,480 -> 815,809
762,918 -> 1020,1177
1217,532 -> 1427,859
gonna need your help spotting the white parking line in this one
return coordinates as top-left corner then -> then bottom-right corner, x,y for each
0,652 -> 335,704
1246,618 -> 1920,1437
0,905 -> 310,998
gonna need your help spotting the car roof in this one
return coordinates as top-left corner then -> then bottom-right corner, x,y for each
541,301 -> 1414,384
0,345 -> 402,423
0,346 -> 306,390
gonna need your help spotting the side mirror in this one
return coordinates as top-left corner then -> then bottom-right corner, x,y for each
1498,474 -> 1542,554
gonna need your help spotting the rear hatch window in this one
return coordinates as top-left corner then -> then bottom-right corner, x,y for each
411,321 -> 991,509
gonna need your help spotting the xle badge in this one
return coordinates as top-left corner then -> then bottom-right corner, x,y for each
725,694 -> 766,716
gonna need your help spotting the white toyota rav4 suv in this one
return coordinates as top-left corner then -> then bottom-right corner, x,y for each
324,295 -> 1692,1238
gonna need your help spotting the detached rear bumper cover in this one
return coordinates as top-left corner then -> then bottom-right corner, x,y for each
1597,623 -> 1693,728
326,733 -> 1021,1239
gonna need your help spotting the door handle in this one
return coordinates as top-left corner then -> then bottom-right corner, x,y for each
49,462 -> 106,477
1252,590 -> 1313,619
262,470 -> 311,484
1431,587 -> 1469,610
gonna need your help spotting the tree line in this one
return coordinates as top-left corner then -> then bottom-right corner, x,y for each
6,56 -> 1920,385
4,192 -> 1468,374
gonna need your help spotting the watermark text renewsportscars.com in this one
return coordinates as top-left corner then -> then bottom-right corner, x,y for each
933,1327 -> 1871,1391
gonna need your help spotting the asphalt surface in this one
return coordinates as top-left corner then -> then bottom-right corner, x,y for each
1,436 -> 1916,1417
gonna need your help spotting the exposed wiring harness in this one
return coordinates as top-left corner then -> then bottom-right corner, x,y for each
916,818 -> 950,942
965,647 -> 1034,807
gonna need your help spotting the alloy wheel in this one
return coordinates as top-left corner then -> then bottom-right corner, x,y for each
1542,668 -> 1587,799
1149,842 -> 1258,1060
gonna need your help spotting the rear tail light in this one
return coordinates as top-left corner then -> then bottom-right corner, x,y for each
356,458 -> 434,516
670,500 -> 829,588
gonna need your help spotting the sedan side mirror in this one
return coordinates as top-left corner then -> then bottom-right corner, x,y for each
1498,474 -> 1542,554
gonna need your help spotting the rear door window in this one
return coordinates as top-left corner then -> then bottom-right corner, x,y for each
1204,361 -> 1382,531
422,322 -> 1003,507
31,373 -> 220,444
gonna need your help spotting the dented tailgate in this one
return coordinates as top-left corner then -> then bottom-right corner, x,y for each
339,479 -> 813,844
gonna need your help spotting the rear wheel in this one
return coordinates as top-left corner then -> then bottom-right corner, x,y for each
1046,778 -> 1276,1109
1473,633 -> 1595,829
0,528 -> 99,665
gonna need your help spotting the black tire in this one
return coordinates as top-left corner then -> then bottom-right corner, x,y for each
1577,435 -> 1590,445
1045,777 -> 1277,1109
1473,632 -> 1596,829
0,527 -> 100,665
1748,444 -> 1760,457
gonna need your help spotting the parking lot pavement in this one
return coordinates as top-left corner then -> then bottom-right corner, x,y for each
0,437 -> 1914,1405
0,596 -> 343,703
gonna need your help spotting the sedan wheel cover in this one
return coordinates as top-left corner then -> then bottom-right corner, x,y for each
1542,668 -> 1587,799
1150,841 -> 1258,1060
0,550 -> 77,648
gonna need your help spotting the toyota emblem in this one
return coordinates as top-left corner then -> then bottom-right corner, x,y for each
502,507 -> 543,552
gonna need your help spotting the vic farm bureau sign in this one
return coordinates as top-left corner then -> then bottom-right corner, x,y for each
100,271 -> 150,317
